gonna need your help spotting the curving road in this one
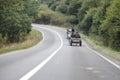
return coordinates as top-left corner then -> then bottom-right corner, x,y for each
0,24 -> 120,80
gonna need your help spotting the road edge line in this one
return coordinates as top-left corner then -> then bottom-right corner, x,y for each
84,41 -> 120,69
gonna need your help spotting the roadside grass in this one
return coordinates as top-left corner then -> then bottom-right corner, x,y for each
81,33 -> 120,61
0,29 -> 42,54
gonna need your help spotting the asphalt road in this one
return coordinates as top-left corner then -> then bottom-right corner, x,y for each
0,24 -> 120,80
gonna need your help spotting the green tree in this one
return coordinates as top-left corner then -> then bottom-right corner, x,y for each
68,0 -> 82,16
100,0 -> 120,50
0,0 -> 32,43
24,0 -> 39,21
80,8 -> 95,35
91,7 -> 105,35
48,1 -> 58,11
56,5 -> 68,14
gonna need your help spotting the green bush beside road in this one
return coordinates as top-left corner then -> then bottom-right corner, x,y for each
0,29 -> 42,54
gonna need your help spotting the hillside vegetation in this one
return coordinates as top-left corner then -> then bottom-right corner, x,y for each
35,0 -> 120,51
0,0 -> 39,47
0,0 -> 120,51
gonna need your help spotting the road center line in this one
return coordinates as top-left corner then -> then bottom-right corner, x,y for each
19,25 -> 63,80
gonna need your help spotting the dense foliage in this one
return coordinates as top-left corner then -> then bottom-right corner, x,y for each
0,0 -> 39,44
0,0 -> 120,51
37,0 -> 120,51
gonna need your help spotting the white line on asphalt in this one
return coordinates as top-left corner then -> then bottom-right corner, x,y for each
19,25 -> 63,80
84,41 -> 120,69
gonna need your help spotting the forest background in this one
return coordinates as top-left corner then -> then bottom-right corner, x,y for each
0,0 -> 120,51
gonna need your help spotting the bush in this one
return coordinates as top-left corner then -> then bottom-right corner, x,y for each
0,0 -> 32,43
56,5 -> 68,14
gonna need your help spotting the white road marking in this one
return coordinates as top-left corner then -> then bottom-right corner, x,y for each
85,41 -> 120,69
19,25 -> 63,80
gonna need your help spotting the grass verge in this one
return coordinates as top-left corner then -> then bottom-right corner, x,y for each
0,29 -> 42,54
81,33 -> 120,61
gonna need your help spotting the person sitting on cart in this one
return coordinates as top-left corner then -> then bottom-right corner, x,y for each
75,32 -> 81,38
71,32 -> 75,38
71,27 -> 75,33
